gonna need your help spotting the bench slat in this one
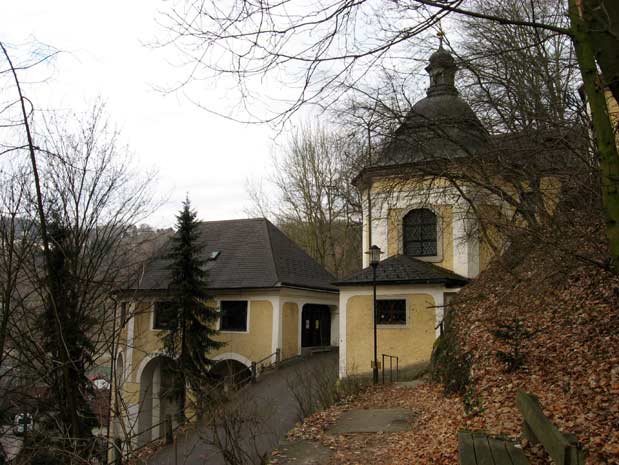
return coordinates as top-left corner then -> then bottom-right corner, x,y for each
472,433 -> 496,465
506,441 -> 529,465
564,433 -> 586,465
516,391 -> 571,465
459,432 -> 478,465
487,437 -> 514,465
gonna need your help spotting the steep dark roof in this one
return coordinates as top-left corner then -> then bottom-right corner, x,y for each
132,218 -> 337,292
379,46 -> 488,165
334,254 -> 469,287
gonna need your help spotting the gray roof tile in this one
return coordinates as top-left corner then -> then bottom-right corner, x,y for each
334,254 -> 469,287
132,218 -> 337,292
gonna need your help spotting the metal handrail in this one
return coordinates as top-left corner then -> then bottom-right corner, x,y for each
381,354 -> 399,384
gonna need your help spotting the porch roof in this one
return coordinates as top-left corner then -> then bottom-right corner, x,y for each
334,254 -> 469,288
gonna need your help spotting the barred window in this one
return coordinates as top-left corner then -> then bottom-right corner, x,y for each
377,299 -> 406,325
403,208 -> 437,257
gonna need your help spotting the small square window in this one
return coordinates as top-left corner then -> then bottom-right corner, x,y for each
220,301 -> 248,332
153,302 -> 178,330
377,299 -> 406,325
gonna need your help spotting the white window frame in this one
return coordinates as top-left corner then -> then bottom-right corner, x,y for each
398,205 -> 444,263
375,296 -> 410,329
218,299 -> 251,334
150,301 -> 178,332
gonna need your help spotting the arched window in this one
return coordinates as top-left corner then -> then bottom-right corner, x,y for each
403,208 -> 438,257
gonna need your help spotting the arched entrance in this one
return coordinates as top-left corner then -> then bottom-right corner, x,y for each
137,356 -> 180,446
210,359 -> 252,386
301,304 -> 331,347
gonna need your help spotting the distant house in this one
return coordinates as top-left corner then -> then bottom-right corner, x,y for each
111,218 -> 337,447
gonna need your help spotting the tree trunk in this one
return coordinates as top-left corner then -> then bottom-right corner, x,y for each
569,0 -> 619,268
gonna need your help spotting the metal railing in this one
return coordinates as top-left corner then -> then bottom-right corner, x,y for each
381,354 -> 399,384
250,348 -> 280,383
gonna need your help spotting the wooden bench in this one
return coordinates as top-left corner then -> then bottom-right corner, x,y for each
458,391 -> 585,465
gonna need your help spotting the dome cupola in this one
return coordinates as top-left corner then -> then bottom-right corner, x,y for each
377,40 -> 489,164
425,44 -> 458,97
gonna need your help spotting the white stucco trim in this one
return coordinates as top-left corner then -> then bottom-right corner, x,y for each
330,306 -> 339,346
339,294 -> 349,378
126,303 -> 136,382
127,403 -> 140,447
212,352 -> 252,368
452,203 -> 480,278
270,296 -> 281,360
134,352 -> 167,385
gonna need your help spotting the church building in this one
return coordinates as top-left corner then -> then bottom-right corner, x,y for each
336,44 -> 496,378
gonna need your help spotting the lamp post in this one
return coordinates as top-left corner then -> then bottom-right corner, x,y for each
367,245 -> 382,384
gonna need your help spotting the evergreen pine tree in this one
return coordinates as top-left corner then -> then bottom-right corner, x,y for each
40,216 -> 98,460
164,197 -> 222,415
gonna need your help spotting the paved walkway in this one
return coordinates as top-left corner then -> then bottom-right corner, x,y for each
327,408 -> 415,434
146,351 -> 338,465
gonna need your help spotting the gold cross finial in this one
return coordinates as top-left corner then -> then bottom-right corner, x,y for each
437,30 -> 445,48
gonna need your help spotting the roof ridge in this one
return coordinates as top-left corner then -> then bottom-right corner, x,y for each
197,217 -> 266,225
262,218 -> 281,286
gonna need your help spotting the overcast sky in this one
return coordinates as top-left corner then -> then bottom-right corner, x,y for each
0,1 -> 281,228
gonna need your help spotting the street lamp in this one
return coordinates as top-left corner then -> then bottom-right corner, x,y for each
367,245 -> 382,384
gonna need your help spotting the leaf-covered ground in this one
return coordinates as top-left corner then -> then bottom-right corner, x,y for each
276,250 -> 619,465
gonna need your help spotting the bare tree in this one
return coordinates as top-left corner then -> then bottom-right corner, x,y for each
249,124 -> 362,278
0,103 -> 158,463
160,0 -> 619,267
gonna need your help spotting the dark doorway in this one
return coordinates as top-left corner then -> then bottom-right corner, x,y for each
210,359 -> 251,386
301,304 -> 331,347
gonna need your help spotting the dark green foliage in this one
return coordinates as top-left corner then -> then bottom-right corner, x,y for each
431,308 -> 471,396
39,217 -> 98,447
163,198 -> 223,406
491,318 -> 534,372
431,305 -> 483,415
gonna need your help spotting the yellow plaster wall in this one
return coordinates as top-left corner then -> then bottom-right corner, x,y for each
345,294 -> 436,375
281,302 -> 299,359
211,300 -> 274,363
117,299 -> 275,405
370,177 -> 453,194
387,205 -> 454,272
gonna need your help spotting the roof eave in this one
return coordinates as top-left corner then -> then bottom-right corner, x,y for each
334,277 -> 470,288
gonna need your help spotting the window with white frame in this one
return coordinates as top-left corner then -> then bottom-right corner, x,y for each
153,302 -> 178,330
403,208 -> 438,257
376,299 -> 407,325
220,300 -> 248,332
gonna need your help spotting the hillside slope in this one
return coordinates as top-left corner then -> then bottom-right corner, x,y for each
439,246 -> 619,464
